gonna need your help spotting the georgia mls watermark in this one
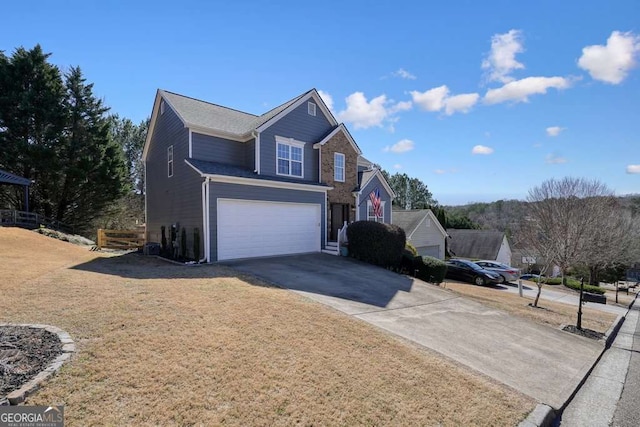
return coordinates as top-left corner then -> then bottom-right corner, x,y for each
0,406 -> 63,427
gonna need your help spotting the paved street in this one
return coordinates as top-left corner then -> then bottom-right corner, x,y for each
497,281 -> 628,316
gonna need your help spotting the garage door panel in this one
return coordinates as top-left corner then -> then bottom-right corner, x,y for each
217,199 -> 321,260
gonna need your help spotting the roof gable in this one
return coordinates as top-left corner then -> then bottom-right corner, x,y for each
446,229 -> 506,260
358,168 -> 396,199
392,209 -> 448,239
313,123 -> 362,154
255,89 -> 338,133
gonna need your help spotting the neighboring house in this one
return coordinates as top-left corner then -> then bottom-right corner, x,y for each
447,229 -> 513,266
143,88 -> 394,262
392,209 -> 448,259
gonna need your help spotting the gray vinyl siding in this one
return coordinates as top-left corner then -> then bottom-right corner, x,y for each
259,100 -> 333,181
208,182 -> 326,261
358,174 -> 392,223
245,139 -> 255,171
145,103 -> 204,259
409,216 -> 446,259
191,132 -> 246,167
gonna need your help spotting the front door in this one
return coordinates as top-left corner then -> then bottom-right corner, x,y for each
330,203 -> 350,241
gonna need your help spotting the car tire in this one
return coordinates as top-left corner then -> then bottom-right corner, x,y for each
499,275 -> 506,284
474,275 -> 486,286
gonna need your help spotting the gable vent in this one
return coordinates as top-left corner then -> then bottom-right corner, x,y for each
308,101 -> 316,116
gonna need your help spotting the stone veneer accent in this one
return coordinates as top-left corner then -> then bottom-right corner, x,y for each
320,130 -> 359,207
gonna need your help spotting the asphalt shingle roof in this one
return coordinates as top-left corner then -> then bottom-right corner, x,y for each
446,229 -> 505,260
186,158 -> 329,187
392,210 -> 430,235
161,89 -> 311,137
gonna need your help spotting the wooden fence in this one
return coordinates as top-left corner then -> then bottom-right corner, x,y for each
0,209 -> 73,233
96,229 -> 146,250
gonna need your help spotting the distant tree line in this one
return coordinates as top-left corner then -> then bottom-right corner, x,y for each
379,170 -> 479,230
0,45 -> 148,235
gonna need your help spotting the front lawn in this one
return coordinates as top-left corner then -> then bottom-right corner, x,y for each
442,280 -> 617,334
0,228 -> 533,426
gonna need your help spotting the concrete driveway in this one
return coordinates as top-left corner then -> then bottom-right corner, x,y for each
224,253 -> 604,409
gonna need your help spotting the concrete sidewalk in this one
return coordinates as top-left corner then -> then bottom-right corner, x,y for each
226,254 -> 604,410
560,294 -> 639,426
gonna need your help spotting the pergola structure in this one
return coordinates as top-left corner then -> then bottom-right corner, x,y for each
0,169 -> 32,211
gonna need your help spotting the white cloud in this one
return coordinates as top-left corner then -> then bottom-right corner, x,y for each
393,164 -> 403,169
482,29 -> 525,83
411,86 -> 449,112
627,164 -> 640,174
546,126 -> 565,137
389,100 -> 413,114
472,145 -> 494,155
444,93 -> 480,115
434,169 -> 446,174
411,86 -> 479,115
317,90 -> 334,111
384,139 -> 415,153
336,92 -> 413,129
483,76 -> 572,104
393,68 -> 417,80
578,31 -> 640,84
336,92 -> 388,129
545,154 -> 567,164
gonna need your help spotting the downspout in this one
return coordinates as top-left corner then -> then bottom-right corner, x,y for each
199,178 -> 208,263
252,131 -> 260,174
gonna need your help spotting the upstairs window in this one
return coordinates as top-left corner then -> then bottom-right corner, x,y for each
167,145 -> 174,177
276,137 -> 304,178
308,101 -> 316,116
161,99 -> 165,115
334,153 -> 345,182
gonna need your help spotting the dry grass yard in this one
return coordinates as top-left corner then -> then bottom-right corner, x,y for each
442,280 -> 618,334
0,228 -> 534,426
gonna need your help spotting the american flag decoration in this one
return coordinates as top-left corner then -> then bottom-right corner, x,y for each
369,187 -> 383,219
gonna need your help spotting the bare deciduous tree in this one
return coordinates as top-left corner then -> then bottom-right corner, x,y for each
516,177 -> 616,309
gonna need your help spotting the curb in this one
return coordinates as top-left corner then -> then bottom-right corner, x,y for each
0,324 -> 76,405
518,404 -> 555,427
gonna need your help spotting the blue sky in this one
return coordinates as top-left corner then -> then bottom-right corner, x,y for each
3,0 -> 639,205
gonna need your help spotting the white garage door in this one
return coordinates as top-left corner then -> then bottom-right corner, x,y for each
217,199 -> 321,261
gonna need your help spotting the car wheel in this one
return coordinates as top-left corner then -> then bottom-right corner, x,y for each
474,275 -> 486,286
498,275 -> 506,284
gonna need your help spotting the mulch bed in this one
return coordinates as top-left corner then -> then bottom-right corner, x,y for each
562,325 -> 605,340
0,326 -> 62,397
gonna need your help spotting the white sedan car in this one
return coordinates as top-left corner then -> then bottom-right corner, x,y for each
474,261 -> 521,284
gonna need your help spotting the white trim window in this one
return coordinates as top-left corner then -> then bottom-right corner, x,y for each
276,137 -> 304,178
367,200 -> 385,222
308,101 -> 316,116
334,152 -> 345,182
167,145 -> 174,177
160,99 -> 165,115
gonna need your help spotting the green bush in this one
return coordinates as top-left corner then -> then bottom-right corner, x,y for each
193,227 -> 201,261
541,276 -> 605,294
347,221 -> 406,268
414,255 -> 447,284
564,279 -> 605,295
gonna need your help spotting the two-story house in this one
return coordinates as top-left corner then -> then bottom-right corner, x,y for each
143,88 -> 394,262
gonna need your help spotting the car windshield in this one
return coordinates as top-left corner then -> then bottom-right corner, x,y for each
457,260 -> 483,271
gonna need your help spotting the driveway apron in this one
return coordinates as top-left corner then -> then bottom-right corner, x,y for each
224,253 -> 603,409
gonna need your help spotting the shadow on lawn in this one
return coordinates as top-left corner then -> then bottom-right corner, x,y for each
72,253 -> 415,308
